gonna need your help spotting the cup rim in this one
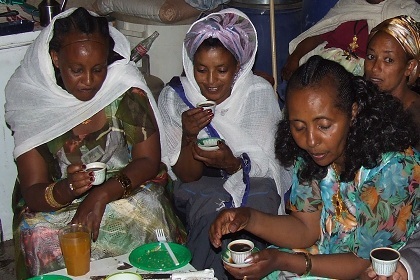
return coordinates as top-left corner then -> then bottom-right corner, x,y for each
228,239 -> 255,253
85,162 -> 107,170
196,100 -> 217,107
370,247 -> 400,262
58,223 -> 91,235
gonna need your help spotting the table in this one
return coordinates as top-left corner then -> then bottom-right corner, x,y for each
46,253 -> 196,279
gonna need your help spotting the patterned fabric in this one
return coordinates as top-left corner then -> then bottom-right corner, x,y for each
13,90 -> 187,279
184,11 -> 256,66
264,148 -> 420,280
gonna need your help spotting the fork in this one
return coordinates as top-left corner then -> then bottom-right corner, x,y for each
155,229 -> 180,266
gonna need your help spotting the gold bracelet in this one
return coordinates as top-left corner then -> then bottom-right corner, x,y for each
45,182 -> 69,208
296,252 -> 312,276
113,172 -> 132,199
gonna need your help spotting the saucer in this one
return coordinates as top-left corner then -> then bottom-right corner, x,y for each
197,137 -> 223,151
222,247 -> 259,268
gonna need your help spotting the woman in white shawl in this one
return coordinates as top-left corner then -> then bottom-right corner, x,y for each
5,7 -> 185,278
281,0 -> 420,80
158,8 -> 292,279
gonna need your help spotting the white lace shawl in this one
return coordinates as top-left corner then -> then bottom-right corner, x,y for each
158,8 -> 292,214
289,0 -> 420,65
5,8 -> 165,161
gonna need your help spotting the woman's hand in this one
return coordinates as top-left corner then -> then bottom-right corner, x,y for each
181,107 -> 213,138
71,187 -> 108,241
359,263 -> 408,280
192,140 -> 240,173
209,208 -> 252,248
66,164 -> 93,197
224,248 -> 283,280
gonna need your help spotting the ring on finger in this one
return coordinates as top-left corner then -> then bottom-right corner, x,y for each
243,276 -> 247,280
69,183 -> 74,191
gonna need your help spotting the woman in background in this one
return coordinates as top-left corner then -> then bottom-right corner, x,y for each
5,7 -> 185,278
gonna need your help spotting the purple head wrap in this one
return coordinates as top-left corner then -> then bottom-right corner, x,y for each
184,12 -> 256,66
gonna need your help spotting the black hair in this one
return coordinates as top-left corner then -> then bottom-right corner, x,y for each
49,7 -> 122,87
195,37 -> 238,63
275,56 -> 417,183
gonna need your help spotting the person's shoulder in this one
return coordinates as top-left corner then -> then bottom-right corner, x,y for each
381,147 -> 420,165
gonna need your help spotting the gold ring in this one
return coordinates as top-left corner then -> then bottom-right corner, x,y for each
69,183 -> 74,191
243,276 -> 247,280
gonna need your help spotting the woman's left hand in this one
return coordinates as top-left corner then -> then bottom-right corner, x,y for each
71,187 -> 108,241
224,248 -> 282,280
192,140 -> 240,173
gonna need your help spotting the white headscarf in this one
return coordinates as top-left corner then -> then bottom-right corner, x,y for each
5,8 -> 165,160
159,8 -> 292,213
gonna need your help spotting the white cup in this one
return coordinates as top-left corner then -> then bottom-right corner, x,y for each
196,100 -> 216,114
228,239 -> 254,264
105,272 -> 142,280
85,162 -> 107,185
370,247 -> 400,277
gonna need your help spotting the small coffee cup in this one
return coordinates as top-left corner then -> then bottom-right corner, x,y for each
197,100 -> 216,114
228,239 -> 254,264
85,162 -> 107,185
370,247 -> 400,277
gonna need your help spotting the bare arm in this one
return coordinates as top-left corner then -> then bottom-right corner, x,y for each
281,35 -> 325,81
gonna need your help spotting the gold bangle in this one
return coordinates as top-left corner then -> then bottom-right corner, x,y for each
45,182 -> 69,208
296,252 -> 312,276
113,172 -> 132,199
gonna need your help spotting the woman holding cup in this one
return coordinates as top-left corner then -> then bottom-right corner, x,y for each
5,7 -> 185,278
158,8 -> 292,279
209,56 -> 419,279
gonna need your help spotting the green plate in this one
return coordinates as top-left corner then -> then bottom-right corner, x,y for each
129,242 -> 192,271
27,275 -> 72,280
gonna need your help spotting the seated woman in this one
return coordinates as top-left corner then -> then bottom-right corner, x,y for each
209,56 -> 419,279
157,8 -> 292,279
5,7 -> 186,278
359,15 -> 420,280
364,15 -> 420,150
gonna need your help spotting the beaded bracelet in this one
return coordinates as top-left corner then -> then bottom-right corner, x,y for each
296,251 -> 312,276
45,182 -> 69,208
113,172 -> 132,199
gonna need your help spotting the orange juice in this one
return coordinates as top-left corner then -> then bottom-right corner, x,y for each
59,230 -> 91,276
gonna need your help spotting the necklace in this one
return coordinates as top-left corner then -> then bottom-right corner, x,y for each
343,20 -> 368,60
81,118 -> 92,125
331,163 -> 349,220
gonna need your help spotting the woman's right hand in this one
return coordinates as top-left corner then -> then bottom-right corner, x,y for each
359,264 -> 408,280
181,107 -> 213,138
66,164 -> 93,197
209,207 -> 252,248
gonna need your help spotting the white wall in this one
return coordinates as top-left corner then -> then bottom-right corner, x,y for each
0,30 -> 41,241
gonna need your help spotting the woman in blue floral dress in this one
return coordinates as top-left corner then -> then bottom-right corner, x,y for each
208,56 -> 419,279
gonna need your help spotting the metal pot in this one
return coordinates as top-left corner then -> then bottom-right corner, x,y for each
38,0 -> 68,27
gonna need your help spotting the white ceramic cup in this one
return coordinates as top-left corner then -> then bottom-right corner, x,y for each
85,162 -> 107,185
228,239 -> 254,264
105,272 -> 143,280
370,247 -> 400,277
196,100 -> 216,114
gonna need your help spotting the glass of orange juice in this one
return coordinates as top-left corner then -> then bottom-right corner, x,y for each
58,224 -> 91,276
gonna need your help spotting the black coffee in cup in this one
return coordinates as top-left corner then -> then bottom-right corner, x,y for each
371,248 -> 399,261
230,243 -> 252,252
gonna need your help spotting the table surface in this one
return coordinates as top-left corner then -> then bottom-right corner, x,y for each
46,253 -> 196,279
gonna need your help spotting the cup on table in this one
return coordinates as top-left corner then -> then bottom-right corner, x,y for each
370,247 -> 400,277
196,100 -> 216,114
106,272 -> 143,280
85,162 -> 107,185
58,224 -> 91,276
228,239 -> 254,264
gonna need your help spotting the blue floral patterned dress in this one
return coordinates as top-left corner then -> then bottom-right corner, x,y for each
265,148 -> 420,280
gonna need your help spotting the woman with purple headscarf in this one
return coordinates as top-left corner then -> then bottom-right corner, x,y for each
158,8 -> 292,279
